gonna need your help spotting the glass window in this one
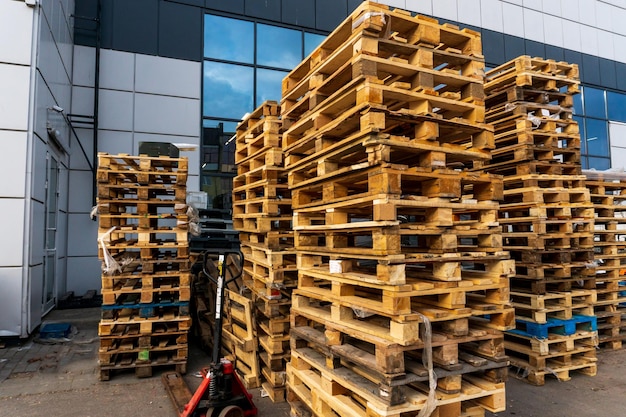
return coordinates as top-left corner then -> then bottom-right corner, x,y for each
203,119 -> 239,133
584,118 -> 609,156
573,116 -> 585,154
257,24 -> 302,69
256,68 -> 288,105
587,156 -> 611,170
607,91 -> 626,123
204,15 -> 254,63
203,62 -> 253,119
583,87 -> 607,119
305,33 -> 326,57
572,92 -> 583,116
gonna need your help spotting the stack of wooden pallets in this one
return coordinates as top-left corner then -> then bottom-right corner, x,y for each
281,3 -> 513,416
585,170 -> 626,349
232,100 -> 295,400
477,56 -> 599,385
96,152 -> 191,380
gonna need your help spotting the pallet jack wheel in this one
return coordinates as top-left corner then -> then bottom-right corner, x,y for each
217,406 -> 244,417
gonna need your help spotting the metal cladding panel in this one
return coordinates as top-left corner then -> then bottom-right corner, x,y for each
315,0 -> 347,32
545,44 -> 565,62
244,0 -> 281,20
159,1 -> 203,61
617,62 -> 626,91
0,267 -> 24,337
281,0 -> 315,29
205,0 -> 244,14
525,39 -> 546,60
582,54 -> 602,85
168,0 -> 203,6
111,0 -> 158,55
482,30 -> 505,67
599,58 -> 618,89
503,34 -> 525,61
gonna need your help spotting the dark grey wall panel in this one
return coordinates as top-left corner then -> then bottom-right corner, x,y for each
74,0 -> 100,47
563,49 -> 583,69
525,40 -> 545,59
205,0 -> 244,14
503,35 -> 524,61
282,0 -> 315,28
599,58 -> 617,90
582,54 -> 601,86
316,0 -> 347,32
159,2 -> 203,61
168,0 -> 203,6
482,30 -> 505,66
348,0 -> 362,14
617,63 -> 626,91
545,44 -> 564,62
111,0 -> 158,55
245,0 -> 281,20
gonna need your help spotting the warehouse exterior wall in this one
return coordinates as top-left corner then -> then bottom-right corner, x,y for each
69,47 -> 202,295
0,0 -> 74,337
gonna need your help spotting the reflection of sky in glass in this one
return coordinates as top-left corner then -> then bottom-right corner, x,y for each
584,118 -> 608,156
583,87 -> 606,119
574,116 -> 585,154
203,62 -> 253,119
608,91 -> 626,123
204,15 -> 253,63
305,33 -> 326,57
256,68 -> 287,105
257,24 -> 301,69
587,156 -> 610,170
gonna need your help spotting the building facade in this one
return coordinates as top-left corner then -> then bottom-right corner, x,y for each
1,0 -> 625,337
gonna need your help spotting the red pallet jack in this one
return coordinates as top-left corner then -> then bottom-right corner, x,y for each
162,250 -> 258,417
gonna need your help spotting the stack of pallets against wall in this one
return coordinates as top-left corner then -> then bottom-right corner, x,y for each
476,56 -> 599,385
281,3 -> 514,416
96,152 -> 191,380
232,100 -> 295,400
584,170 -> 626,349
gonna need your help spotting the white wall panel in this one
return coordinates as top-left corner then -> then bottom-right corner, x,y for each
610,123 -> 626,167
595,1 -> 614,30
502,3 -> 525,37
610,6 -> 626,35
432,0 -> 458,21
135,55 -> 201,99
380,0 -> 406,9
66,212 -> 98,257
28,264 -> 42,334
578,0 -> 598,26
134,94 -> 200,137
0,199 -> 25,267
0,267 -> 24,336
562,20 -> 583,51
0,64 -> 31,131
543,14 -> 564,48
97,89 -> 134,131
65,256 -> 102,296
597,30 -> 615,60
580,24 -> 600,55
522,0 -> 542,11
561,0 -> 581,20
0,1 -> 33,65
542,1 -> 562,16
523,8 -> 544,42
0,131 -> 27,198
481,0 -> 504,32
457,0 -> 481,26
99,49 -> 135,91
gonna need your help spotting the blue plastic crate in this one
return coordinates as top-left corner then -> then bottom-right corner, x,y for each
39,322 -> 72,339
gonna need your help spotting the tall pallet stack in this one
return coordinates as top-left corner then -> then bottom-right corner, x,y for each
281,3 -> 514,416
96,152 -> 191,381
476,56 -> 599,385
232,101 -> 296,400
585,170 -> 626,349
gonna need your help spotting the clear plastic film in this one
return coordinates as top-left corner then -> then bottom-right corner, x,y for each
89,205 -> 99,220
416,313 -> 438,417
99,226 -> 121,275
351,11 -> 386,31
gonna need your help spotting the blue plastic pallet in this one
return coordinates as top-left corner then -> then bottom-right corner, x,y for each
39,322 -> 72,339
506,315 -> 597,339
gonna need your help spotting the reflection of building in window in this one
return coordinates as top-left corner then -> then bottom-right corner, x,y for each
201,123 -> 237,210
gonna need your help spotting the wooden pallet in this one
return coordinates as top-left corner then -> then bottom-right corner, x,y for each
99,333 -> 188,366
485,85 -> 575,109
99,356 -> 187,381
98,183 -> 187,201
510,290 -> 594,323
97,153 -> 188,185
